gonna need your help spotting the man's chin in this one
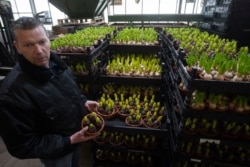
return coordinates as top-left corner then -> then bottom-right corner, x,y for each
36,62 -> 49,68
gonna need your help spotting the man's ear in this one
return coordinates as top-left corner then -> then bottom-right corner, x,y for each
13,41 -> 20,53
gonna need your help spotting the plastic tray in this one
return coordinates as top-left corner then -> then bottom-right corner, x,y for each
177,61 -> 250,95
107,43 -> 160,54
102,117 -> 168,136
98,75 -> 163,87
56,39 -> 109,61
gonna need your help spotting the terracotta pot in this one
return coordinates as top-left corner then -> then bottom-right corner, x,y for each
93,131 -> 108,144
142,118 -> 160,129
199,128 -> 219,137
109,139 -> 124,146
125,116 -> 143,127
240,132 -> 250,140
117,108 -> 130,119
110,156 -> 124,163
141,141 -> 157,150
96,107 -> 117,120
221,132 -> 238,139
81,113 -> 105,136
125,141 -> 139,148
183,128 -> 199,136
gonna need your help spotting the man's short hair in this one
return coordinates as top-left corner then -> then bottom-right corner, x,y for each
12,17 -> 46,39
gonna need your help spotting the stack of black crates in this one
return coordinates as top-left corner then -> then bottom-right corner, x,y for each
159,29 -> 250,167
56,29 -> 171,167
201,0 -> 250,47
55,25 -> 250,167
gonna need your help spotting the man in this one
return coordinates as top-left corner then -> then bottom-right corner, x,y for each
0,17 -> 100,167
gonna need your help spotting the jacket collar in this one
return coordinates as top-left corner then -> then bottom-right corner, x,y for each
18,52 -> 68,84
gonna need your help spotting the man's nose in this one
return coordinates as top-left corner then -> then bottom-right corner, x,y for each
34,44 -> 42,53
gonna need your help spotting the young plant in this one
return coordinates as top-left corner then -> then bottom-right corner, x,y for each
191,90 -> 206,110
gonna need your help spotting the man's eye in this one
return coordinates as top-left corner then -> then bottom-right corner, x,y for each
24,44 -> 31,47
39,41 -> 46,45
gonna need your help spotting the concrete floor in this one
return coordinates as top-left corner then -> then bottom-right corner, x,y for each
0,137 -> 94,167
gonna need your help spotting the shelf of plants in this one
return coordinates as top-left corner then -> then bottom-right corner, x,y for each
51,26 -> 171,167
92,27 -> 170,167
50,26 -> 116,76
160,27 -> 250,167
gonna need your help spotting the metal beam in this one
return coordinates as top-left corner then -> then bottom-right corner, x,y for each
108,14 -> 203,22
95,0 -> 107,16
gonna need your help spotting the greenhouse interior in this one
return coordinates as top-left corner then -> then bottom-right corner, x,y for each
0,0 -> 250,167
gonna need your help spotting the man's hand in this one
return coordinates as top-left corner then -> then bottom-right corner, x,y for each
70,126 -> 100,144
85,100 -> 99,112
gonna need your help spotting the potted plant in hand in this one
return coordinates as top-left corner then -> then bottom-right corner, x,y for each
81,112 -> 104,136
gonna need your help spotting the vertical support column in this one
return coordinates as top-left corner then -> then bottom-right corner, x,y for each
178,0 -> 183,14
29,0 -> 37,16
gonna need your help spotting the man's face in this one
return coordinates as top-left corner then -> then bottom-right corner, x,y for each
14,25 -> 51,67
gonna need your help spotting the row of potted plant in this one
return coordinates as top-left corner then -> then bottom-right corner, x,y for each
183,117 -> 250,140
110,27 -> 159,45
96,148 -> 155,166
94,130 -> 158,150
69,58 -> 100,75
50,26 -> 116,53
189,90 -> 250,114
97,90 -> 166,129
104,53 -> 161,78
164,27 -> 250,82
177,141 -> 250,165
174,160 -> 215,167
102,84 -> 159,98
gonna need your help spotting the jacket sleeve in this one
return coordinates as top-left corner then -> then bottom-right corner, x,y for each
80,94 -> 87,105
0,95 -> 75,159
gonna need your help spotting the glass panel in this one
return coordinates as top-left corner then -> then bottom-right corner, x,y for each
9,0 -> 32,13
35,0 -> 49,13
142,0 -> 159,14
108,0 -> 204,15
8,0 -> 17,13
109,0 -> 182,15
126,0 -> 142,14
49,3 -> 67,25
109,0 -> 126,15
179,0 -> 203,14
159,0 -> 179,14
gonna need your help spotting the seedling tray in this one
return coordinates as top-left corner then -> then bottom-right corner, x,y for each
56,39 -> 109,61
107,44 -> 160,53
98,75 -> 163,87
177,61 -> 250,95
103,117 -> 168,136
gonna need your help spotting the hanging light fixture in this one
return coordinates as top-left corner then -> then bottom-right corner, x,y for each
135,0 -> 140,4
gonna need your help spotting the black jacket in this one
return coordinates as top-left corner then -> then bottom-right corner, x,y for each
0,52 -> 87,159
